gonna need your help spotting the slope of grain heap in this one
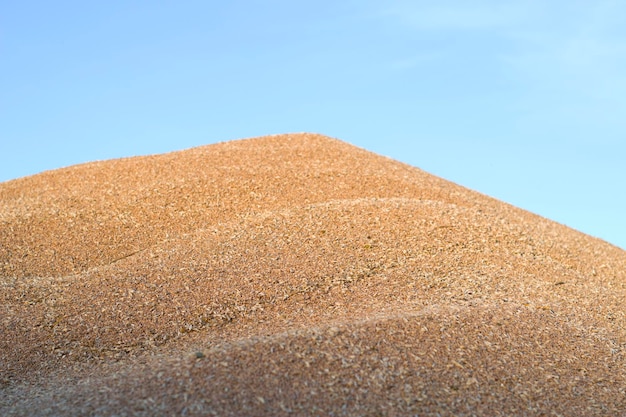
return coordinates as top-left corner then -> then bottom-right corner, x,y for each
1,133 -> 625,416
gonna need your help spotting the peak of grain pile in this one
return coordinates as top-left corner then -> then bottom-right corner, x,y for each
1,133 -> 625,416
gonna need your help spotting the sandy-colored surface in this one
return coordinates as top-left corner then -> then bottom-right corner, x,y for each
1,133 -> 625,416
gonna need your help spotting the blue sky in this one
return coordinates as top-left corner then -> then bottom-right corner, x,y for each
2,1 -> 625,250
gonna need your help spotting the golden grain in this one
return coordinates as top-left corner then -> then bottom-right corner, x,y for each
1,133 -> 625,416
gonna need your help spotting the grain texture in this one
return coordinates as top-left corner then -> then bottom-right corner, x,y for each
1,133 -> 625,416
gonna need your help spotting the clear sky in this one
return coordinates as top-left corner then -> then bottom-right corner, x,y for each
2,1 -> 625,250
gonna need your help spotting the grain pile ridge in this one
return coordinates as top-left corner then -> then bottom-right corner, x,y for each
1,133 -> 625,416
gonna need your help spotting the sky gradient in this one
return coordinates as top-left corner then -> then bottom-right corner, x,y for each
2,1 -> 625,249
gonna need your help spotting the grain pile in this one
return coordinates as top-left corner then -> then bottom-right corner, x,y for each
1,133 -> 625,416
